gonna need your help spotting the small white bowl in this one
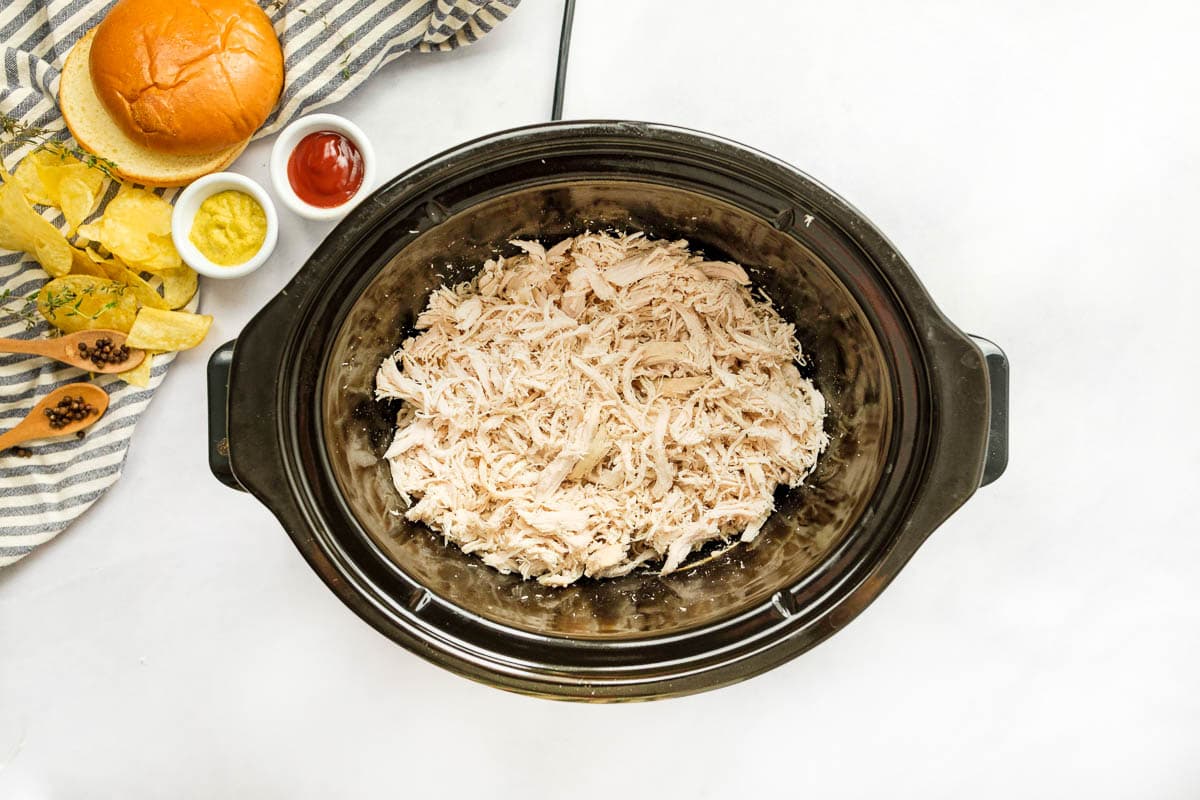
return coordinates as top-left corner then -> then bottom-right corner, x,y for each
269,113 -> 376,222
172,173 -> 279,279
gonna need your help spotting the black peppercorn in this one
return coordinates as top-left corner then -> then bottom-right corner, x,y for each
77,337 -> 131,367
46,394 -> 97,429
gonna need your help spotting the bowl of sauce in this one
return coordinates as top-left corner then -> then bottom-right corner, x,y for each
270,114 -> 376,221
172,172 -> 279,279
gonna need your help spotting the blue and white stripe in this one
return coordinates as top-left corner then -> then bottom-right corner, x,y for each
1,0 -> 518,567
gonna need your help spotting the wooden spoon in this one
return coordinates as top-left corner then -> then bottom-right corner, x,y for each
0,383 -> 109,452
0,329 -> 146,374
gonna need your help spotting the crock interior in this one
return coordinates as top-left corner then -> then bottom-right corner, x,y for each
322,180 -> 891,638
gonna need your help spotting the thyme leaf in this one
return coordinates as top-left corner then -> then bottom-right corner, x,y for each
1,113 -> 119,178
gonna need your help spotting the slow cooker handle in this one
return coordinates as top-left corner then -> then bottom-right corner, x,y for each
206,333 -> 1007,491
968,335 -> 1008,486
206,339 -> 245,491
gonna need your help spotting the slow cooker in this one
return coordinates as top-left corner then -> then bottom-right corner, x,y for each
206,121 -> 1008,700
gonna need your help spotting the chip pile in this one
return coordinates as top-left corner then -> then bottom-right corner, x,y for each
1,150 -> 213,386
14,151 -> 105,233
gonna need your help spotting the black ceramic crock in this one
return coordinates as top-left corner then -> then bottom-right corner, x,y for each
207,121 -> 1008,701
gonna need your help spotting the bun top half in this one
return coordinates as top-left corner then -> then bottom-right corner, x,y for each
89,0 -> 284,156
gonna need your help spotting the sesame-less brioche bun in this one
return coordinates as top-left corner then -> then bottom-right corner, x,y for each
59,30 -> 246,187
88,0 -> 283,156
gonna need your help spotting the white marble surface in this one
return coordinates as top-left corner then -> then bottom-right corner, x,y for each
3,1 -> 1200,797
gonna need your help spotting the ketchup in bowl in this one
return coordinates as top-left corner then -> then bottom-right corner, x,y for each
287,131 -> 365,208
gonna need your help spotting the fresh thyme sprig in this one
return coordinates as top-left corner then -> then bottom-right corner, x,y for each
41,282 -> 126,321
0,287 -> 41,330
1,113 -> 119,178
339,35 -> 354,81
2,282 -> 127,331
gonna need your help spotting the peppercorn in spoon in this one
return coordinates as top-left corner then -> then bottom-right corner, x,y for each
0,383 -> 109,453
0,329 -> 146,374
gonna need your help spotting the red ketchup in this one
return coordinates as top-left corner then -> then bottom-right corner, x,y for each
287,131 -> 365,208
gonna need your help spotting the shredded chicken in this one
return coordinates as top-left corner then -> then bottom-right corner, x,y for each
375,232 -> 828,586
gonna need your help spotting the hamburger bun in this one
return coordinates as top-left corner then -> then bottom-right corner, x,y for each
60,30 -> 246,187
59,0 -> 284,186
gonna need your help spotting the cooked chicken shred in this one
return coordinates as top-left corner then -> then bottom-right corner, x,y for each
376,232 -> 828,586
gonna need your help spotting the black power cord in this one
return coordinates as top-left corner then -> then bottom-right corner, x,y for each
551,0 -> 576,120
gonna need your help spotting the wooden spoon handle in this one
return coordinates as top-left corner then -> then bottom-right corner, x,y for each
0,337 -> 55,358
0,423 -> 32,452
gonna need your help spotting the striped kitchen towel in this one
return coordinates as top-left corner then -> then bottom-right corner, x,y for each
0,0 -> 520,567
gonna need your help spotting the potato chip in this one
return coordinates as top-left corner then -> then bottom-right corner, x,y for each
161,266 -> 198,309
76,185 -> 181,273
0,171 -> 72,277
119,266 -> 170,311
125,307 -> 212,351
12,150 -> 106,232
80,248 -> 172,310
118,352 -> 153,387
74,221 -> 100,241
82,247 -> 126,281
59,177 -> 100,231
69,246 -> 107,278
37,275 -> 138,334
13,155 -> 54,205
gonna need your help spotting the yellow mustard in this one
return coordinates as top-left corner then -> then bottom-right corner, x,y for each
188,190 -> 267,266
